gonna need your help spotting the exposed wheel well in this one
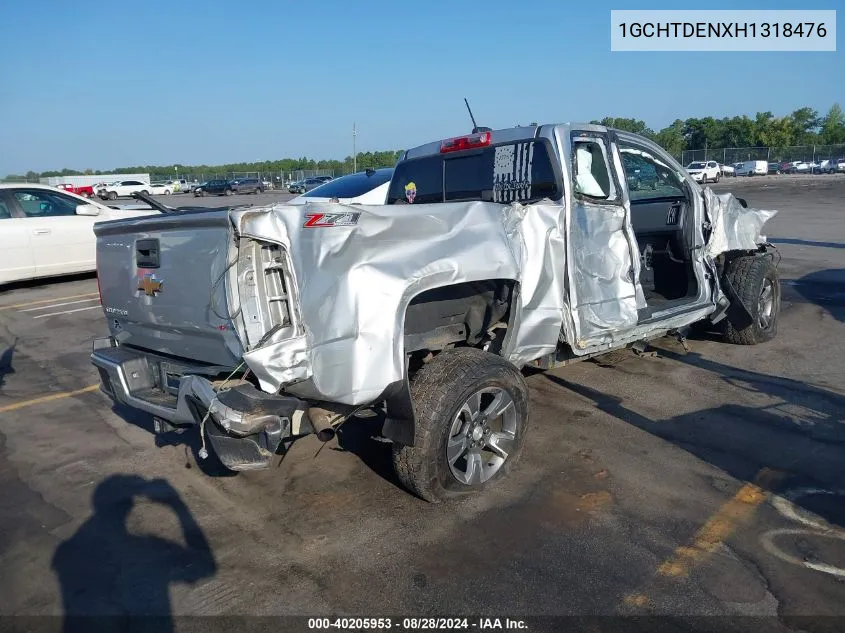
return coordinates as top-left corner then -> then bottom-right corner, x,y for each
403,279 -> 516,362
384,280 -> 517,447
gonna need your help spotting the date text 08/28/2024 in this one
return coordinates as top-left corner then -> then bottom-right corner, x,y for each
307,617 -> 528,630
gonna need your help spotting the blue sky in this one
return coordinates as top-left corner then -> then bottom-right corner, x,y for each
0,0 -> 840,174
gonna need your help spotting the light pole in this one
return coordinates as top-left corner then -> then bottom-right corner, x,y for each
352,123 -> 357,174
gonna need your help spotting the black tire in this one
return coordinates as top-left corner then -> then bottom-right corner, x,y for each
723,255 -> 780,345
225,189 -> 233,196
715,173 -> 720,183
108,191 -> 117,200
255,188 -> 263,195
392,348 -> 530,503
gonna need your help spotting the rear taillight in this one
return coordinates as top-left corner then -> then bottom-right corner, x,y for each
440,131 -> 492,153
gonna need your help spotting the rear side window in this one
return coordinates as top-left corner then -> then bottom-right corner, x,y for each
387,140 -> 560,205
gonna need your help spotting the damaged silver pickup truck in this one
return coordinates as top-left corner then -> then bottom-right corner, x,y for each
91,123 -> 779,502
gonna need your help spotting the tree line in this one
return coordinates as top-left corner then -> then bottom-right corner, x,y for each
6,104 -> 844,181
590,103 -> 845,158
5,150 -> 405,182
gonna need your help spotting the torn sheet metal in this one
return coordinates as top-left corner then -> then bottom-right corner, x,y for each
566,199 -> 641,349
703,188 -> 778,257
230,200 -> 567,404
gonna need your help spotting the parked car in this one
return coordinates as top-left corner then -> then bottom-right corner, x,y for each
718,163 -> 735,177
97,180 -> 152,200
685,160 -> 721,183
56,183 -> 96,198
825,158 -> 845,174
288,177 -> 331,194
149,182 -> 174,195
813,160 -> 830,174
90,123 -> 780,501
261,179 -> 274,190
735,160 -> 768,177
230,178 -> 264,194
786,161 -> 810,174
193,180 -> 235,196
0,184 -> 158,284
288,168 -> 394,205
767,162 -> 782,175
168,179 -> 190,193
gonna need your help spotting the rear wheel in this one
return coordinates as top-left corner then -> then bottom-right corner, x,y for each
723,255 -> 780,345
392,348 -> 530,503
225,189 -> 233,196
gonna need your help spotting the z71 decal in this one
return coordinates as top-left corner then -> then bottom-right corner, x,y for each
303,212 -> 362,228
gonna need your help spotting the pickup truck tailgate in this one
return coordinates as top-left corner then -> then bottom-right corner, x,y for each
94,211 -> 244,367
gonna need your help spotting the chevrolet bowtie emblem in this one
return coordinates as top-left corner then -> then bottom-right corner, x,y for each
138,273 -> 163,297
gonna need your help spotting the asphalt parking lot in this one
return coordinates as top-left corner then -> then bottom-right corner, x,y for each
0,176 -> 843,629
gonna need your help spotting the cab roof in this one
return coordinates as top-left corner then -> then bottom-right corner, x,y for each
400,123 -> 607,160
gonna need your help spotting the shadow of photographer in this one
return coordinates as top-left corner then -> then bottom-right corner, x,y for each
52,475 -> 216,633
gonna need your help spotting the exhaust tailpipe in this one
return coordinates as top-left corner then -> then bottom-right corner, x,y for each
307,405 -> 350,443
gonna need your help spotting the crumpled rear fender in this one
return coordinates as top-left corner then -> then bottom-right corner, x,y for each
703,188 -> 778,258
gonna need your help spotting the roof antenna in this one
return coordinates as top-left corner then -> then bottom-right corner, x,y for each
464,98 -> 491,134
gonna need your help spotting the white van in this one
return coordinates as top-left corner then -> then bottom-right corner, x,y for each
735,160 -> 767,177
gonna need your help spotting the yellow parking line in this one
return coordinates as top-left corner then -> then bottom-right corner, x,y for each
621,467 -> 785,607
657,476 -> 771,577
657,468 -> 784,578
0,292 -> 99,312
0,384 -> 100,414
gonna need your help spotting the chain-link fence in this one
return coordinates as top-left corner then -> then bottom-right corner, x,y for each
682,144 -> 845,166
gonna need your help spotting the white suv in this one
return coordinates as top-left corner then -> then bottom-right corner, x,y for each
686,160 -> 721,184
97,180 -> 151,200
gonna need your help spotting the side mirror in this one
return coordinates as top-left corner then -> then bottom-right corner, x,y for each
75,203 -> 101,216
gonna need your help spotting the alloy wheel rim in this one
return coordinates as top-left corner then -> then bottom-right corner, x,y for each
758,278 -> 775,329
446,387 -> 518,485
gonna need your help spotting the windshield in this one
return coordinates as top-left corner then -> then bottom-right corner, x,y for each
687,162 -> 706,169
303,169 -> 394,199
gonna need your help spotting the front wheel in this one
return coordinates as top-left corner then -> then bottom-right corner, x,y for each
392,348 -> 530,503
108,191 -> 117,200
723,255 -> 780,345
225,189 -> 233,196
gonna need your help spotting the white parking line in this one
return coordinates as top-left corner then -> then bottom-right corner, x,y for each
32,305 -> 102,319
20,297 -> 100,312
0,292 -> 99,311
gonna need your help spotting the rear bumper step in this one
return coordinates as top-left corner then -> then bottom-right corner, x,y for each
91,339 -> 308,470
